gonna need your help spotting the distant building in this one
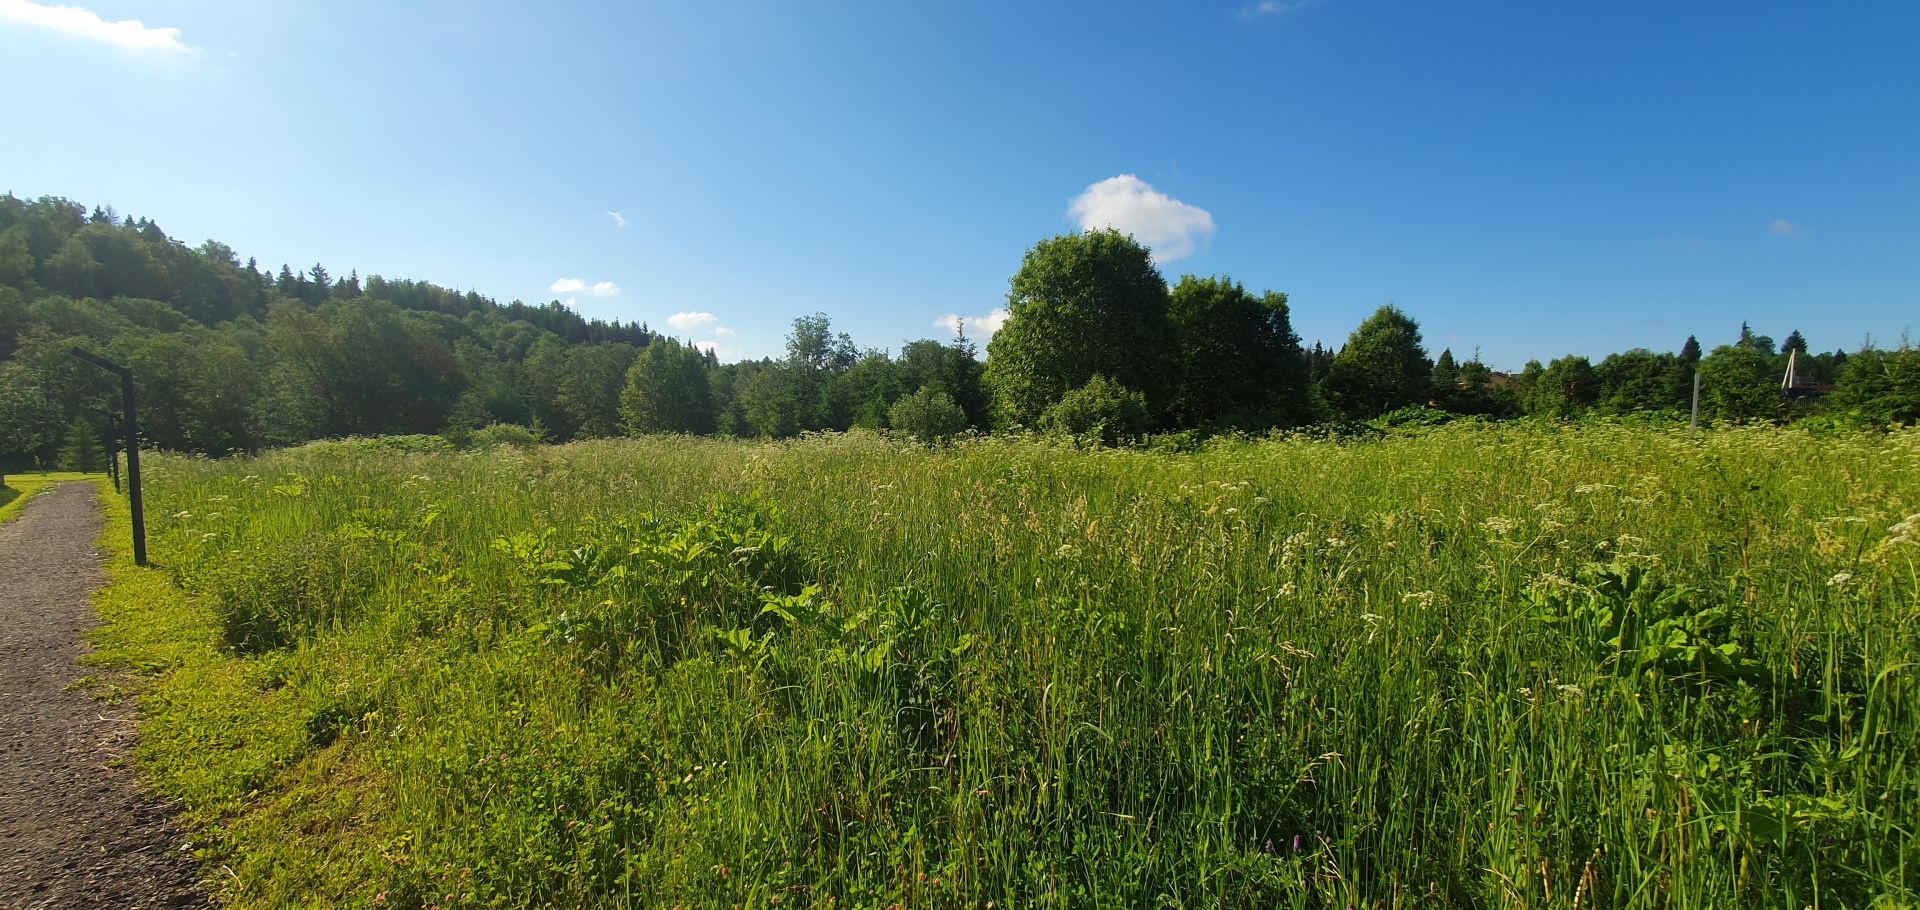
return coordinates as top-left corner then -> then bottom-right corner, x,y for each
1781,350 -> 1835,399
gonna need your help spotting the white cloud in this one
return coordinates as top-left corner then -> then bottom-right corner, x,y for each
667,311 -> 718,331
1067,174 -> 1215,263
713,325 -> 736,337
691,339 -> 747,362
1236,0 -> 1319,21
607,211 -> 628,229
1768,218 -> 1800,237
0,0 -> 191,52
550,277 -> 619,296
934,308 -> 1011,341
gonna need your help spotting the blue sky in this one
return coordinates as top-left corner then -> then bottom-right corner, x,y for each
2,1 -> 1915,368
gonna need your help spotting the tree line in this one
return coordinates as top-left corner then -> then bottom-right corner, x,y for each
3,194 -> 1915,468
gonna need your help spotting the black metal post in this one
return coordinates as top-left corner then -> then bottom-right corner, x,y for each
69,347 -> 146,566
104,429 -> 121,492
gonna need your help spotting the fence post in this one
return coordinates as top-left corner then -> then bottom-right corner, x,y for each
1690,370 -> 1701,433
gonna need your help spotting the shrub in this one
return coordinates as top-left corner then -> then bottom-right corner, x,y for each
289,435 -> 453,456
468,422 -> 544,449
1370,404 -> 1453,431
1041,374 -> 1148,446
888,388 -> 967,445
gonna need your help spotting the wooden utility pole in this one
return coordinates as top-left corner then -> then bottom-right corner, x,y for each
69,347 -> 146,566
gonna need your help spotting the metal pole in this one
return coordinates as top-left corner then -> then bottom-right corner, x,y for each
69,347 -> 146,566
105,430 -> 120,492
1690,370 -> 1701,433
120,373 -> 146,566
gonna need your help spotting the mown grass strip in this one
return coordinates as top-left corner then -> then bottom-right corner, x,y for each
84,477 -> 401,908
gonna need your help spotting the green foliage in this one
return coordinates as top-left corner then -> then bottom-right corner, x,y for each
1533,559 -> 1764,687
0,194 -> 657,458
3,195 -> 1909,457
1370,403 -> 1453,430
620,337 -> 715,435
1166,275 -> 1307,426
0,360 -> 59,469
1431,347 -> 1460,393
1592,348 -> 1686,415
1040,373 -> 1148,445
1700,344 -> 1781,422
986,230 -> 1173,427
467,422 -> 543,449
1831,345 -> 1920,425
1442,354 -> 1519,417
1528,355 -> 1597,418
1322,304 -> 1430,419
735,364 -> 806,438
887,387 -> 967,444
57,417 -> 105,471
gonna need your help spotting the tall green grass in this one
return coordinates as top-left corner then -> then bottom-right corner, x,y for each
98,425 -> 1919,907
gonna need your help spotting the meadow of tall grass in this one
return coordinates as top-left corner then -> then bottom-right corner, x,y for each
90,424 -> 1918,908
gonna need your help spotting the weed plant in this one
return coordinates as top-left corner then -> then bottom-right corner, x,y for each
95,424 -> 1919,908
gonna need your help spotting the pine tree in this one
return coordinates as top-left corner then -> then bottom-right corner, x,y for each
1679,335 -> 1702,366
1781,329 -> 1808,355
58,419 -> 105,472
1432,348 -> 1460,391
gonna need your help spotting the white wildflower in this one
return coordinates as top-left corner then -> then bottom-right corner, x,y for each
1482,516 -> 1519,536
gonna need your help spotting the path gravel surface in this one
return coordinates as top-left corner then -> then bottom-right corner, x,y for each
0,482 -> 202,909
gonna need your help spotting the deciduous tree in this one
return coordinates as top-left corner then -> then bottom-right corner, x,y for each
1322,305 -> 1430,419
986,230 -> 1172,427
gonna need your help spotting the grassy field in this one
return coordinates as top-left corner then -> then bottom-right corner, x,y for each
0,471 -> 103,524
87,425 -> 1918,908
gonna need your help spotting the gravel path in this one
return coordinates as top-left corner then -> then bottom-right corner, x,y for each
0,483 -> 202,909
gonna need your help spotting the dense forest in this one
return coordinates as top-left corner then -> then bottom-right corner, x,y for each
1,193 -> 1915,468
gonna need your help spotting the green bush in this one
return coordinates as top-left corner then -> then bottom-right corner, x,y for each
888,387 -> 968,445
289,434 -> 453,456
1040,374 -> 1148,446
467,422 -> 544,449
1370,404 -> 1454,430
